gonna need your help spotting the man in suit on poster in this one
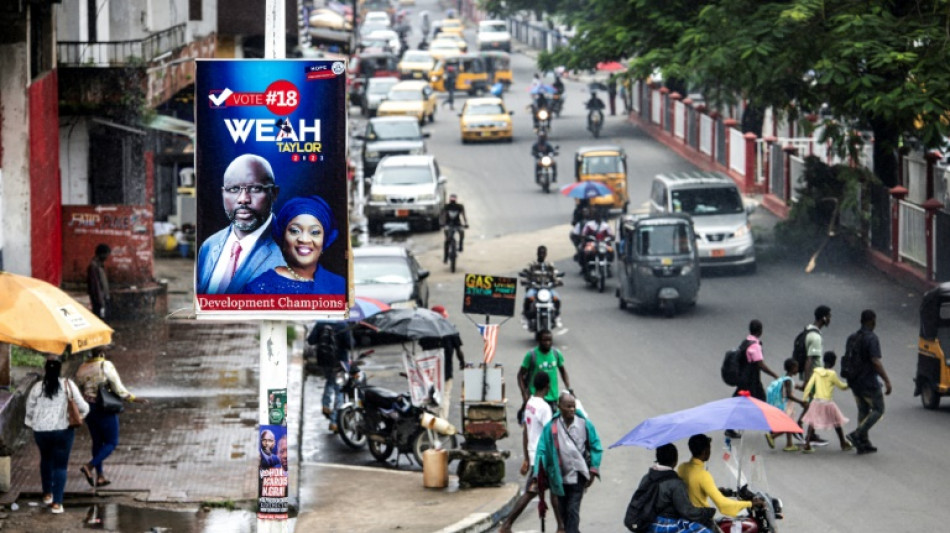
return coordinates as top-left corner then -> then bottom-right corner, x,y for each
196,154 -> 286,294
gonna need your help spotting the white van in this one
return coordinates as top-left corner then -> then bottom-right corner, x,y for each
649,171 -> 756,272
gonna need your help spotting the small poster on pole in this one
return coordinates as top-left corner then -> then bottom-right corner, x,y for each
403,348 -> 444,407
257,424 -> 288,519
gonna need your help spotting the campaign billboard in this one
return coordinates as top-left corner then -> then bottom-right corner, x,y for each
195,60 -> 348,319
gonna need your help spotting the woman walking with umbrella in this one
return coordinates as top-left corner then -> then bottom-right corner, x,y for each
25,359 -> 89,513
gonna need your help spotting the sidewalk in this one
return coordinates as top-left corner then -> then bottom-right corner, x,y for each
1,255 -> 519,532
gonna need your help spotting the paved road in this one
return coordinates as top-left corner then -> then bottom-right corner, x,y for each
313,3 -> 950,532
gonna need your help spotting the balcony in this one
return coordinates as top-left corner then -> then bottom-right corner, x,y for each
57,23 -> 186,67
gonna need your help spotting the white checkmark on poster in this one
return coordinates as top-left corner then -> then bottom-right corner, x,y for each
208,88 -> 233,107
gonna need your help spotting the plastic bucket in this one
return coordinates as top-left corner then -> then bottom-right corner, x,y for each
422,448 -> 448,488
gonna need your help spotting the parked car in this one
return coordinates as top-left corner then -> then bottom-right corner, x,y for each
458,96 -> 513,143
353,245 -> 430,309
365,29 -> 401,52
358,116 -> 429,175
376,80 -> 437,124
649,171 -> 756,272
476,20 -> 511,52
362,77 -> 400,117
363,11 -> 392,27
347,51 -> 399,107
366,155 -> 446,231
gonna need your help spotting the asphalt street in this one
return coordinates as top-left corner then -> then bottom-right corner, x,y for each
311,2 -> 950,532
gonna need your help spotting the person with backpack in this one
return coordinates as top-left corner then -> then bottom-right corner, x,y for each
677,434 -> 762,519
517,329 -> 571,413
314,323 -> 352,433
792,305 -> 832,445
765,358 -> 807,452
499,372 -> 557,533
624,443 -> 714,533
725,320 -> 778,439
845,309 -> 893,455
535,391 -> 602,533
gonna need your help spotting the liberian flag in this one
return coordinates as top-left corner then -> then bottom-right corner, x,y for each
477,323 -> 500,363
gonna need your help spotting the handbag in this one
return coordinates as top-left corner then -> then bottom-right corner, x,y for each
97,361 -> 125,414
65,380 -> 84,428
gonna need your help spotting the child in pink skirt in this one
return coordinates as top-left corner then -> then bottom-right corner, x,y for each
801,351 -> 853,453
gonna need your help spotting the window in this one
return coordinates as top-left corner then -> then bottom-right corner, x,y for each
637,225 -> 692,256
670,187 -> 743,216
189,0 -> 202,21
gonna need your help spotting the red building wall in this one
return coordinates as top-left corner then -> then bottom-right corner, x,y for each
28,70 -> 61,285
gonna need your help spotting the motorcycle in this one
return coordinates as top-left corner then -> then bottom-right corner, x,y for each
534,107 -> 552,136
588,109 -> 604,138
339,362 -> 458,466
335,352 -> 372,449
581,235 -> 615,293
551,92 -> 565,117
520,272 -> 565,333
534,148 -> 558,193
716,485 -> 783,533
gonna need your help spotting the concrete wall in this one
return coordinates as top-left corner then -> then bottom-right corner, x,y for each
0,42 -> 31,277
59,117 -> 90,205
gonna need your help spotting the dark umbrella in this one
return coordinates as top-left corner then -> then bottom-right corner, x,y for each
360,308 -> 459,339
588,81 -> 609,92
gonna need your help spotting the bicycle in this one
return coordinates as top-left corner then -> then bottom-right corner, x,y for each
443,224 -> 467,273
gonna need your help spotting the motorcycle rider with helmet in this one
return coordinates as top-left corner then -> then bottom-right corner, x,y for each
531,93 -> 551,130
531,132 -> 558,183
580,208 -> 615,276
586,91 -> 606,129
440,194 -> 469,263
521,245 -> 563,320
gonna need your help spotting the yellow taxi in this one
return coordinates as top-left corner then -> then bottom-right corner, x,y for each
439,18 -> 464,36
398,50 -> 435,80
377,80 -> 438,124
436,32 -> 468,53
459,97 -> 513,143
429,39 -> 463,62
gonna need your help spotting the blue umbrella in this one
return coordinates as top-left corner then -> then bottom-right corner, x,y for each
529,83 -> 557,95
559,180 -> 613,199
610,394 -> 802,450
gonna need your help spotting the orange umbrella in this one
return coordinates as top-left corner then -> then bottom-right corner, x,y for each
596,61 -> 625,72
0,271 -> 113,355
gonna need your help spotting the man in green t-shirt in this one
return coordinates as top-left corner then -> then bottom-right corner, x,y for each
517,329 -> 572,409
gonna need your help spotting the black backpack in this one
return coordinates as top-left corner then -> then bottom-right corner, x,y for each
314,325 -> 339,368
624,470 -> 678,532
841,330 -> 864,381
791,326 -> 815,379
721,339 -> 754,387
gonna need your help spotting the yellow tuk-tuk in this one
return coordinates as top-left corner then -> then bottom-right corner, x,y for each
574,145 -> 629,212
480,51 -> 512,87
915,282 -> 950,408
430,54 -> 488,95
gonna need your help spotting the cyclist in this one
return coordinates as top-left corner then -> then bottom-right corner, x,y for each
440,194 -> 469,263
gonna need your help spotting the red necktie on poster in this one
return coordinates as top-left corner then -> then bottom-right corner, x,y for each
221,241 -> 242,291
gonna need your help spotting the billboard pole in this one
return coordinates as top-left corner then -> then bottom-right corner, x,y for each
261,2 -> 288,532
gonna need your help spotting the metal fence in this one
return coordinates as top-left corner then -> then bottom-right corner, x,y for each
507,18 -> 567,53
729,128 -> 746,176
937,211 -> 950,281
903,155 -> 928,204
58,23 -> 187,67
898,200 -> 927,267
651,91 -> 662,125
673,100 -> 686,140
789,154 -> 805,203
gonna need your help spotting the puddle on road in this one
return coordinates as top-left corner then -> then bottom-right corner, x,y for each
81,503 -> 258,532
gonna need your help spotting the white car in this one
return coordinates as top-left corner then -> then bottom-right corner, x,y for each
477,20 -> 511,52
366,155 -> 446,231
365,29 -> 401,53
363,11 -> 392,27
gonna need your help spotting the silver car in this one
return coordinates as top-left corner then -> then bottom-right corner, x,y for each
649,171 -> 756,272
362,77 -> 400,117
366,155 -> 446,232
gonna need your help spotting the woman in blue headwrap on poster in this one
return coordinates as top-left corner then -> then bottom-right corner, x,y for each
244,195 -> 345,295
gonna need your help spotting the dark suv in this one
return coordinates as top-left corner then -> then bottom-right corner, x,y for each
357,116 -> 428,175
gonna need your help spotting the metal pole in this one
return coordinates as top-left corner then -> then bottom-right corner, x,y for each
260,3 -> 288,532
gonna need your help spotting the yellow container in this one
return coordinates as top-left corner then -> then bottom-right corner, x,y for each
422,449 -> 448,488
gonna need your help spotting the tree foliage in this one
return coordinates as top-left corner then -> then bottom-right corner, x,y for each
533,0 -> 950,185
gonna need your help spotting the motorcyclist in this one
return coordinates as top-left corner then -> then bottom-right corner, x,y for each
531,133 -> 558,182
580,208 -> 615,276
440,194 -> 469,263
521,245 -> 563,319
586,91 -> 606,129
551,75 -> 566,115
553,75 -> 565,96
570,205 -> 592,255
531,93 -> 551,130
